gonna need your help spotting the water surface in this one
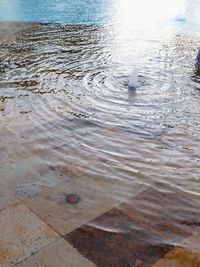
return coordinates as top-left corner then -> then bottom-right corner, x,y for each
0,0 -> 200,259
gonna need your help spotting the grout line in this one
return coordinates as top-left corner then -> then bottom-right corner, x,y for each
13,238 -> 60,266
19,200 -> 62,237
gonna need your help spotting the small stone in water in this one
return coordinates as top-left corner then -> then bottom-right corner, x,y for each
66,194 -> 80,204
48,165 -> 56,171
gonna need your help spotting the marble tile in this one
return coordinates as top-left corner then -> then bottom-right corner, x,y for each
17,238 -> 96,267
0,202 -> 59,266
118,183 -> 200,243
20,179 -> 116,235
65,207 -> 174,267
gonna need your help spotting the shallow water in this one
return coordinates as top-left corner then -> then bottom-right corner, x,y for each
0,0 -> 200,263
1,20 -> 200,193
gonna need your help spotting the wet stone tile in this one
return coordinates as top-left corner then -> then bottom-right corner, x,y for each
55,168 -> 148,208
14,167 -> 65,198
20,180 -> 115,235
180,234 -> 200,253
65,207 -> 174,267
0,156 -> 51,188
118,183 -> 200,243
0,183 -> 19,211
0,202 -> 59,267
152,229 -> 200,267
152,247 -> 200,267
17,238 -> 96,267
0,127 -> 32,166
0,128 -> 20,166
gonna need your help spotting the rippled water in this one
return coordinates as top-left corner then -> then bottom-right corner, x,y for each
0,0 -> 200,260
1,19 -> 200,193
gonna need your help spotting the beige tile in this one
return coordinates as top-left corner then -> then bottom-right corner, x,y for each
152,233 -> 200,267
152,247 -> 200,267
180,234 -> 200,254
3,113 -> 33,138
74,173 -> 148,204
17,238 -> 96,267
0,128 -> 18,166
0,156 -> 49,188
0,183 -> 19,211
14,167 -> 65,198
0,127 -> 32,166
0,128 -> 15,145
15,163 -> 147,236
57,161 -> 148,204
20,179 -> 116,235
0,202 -> 59,267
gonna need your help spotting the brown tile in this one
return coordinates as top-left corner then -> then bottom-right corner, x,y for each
65,207 -> 174,267
118,183 -> 200,243
0,202 -> 59,266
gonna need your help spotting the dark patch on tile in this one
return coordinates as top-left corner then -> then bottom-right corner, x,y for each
65,207 -> 174,267
65,194 -> 80,204
119,183 -> 200,242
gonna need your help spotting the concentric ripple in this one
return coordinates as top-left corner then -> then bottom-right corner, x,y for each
1,22 -> 200,197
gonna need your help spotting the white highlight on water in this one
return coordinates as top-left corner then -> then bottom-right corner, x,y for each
128,69 -> 140,89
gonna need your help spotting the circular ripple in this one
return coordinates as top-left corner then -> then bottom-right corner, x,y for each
1,23 -> 200,197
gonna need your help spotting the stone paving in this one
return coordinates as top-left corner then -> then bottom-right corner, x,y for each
0,123 -> 200,266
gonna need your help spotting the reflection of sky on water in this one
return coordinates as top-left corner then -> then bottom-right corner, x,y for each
0,0 -> 114,24
0,0 -> 199,35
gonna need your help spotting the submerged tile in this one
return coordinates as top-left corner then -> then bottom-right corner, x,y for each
20,180 -> 115,235
152,247 -> 200,267
65,207 -> 174,267
118,183 -> 200,243
0,202 -> 58,266
0,183 -> 18,211
0,156 -> 50,188
0,127 -> 32,166
17,238 -> 96,267
56,157 -> 148,206
14,167 -> 65,198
